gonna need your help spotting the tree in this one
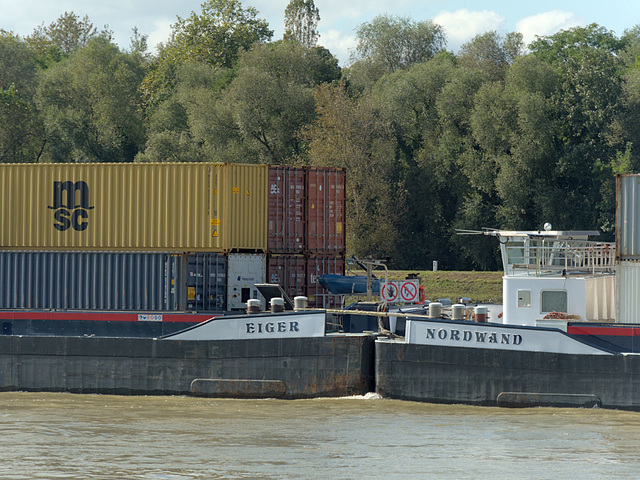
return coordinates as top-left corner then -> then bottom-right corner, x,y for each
529,23 -> 625,62
26,12 -> 112,67
369,55 -> 480,268
172,0 -> 272,67
346,15 -> 446,92
135,130 -> 205,163
553,47 -> 623,234
458,31 -> 523,81
467,42 -> 624,240
136,63 -> 233,163
525,25 -> 627,237
0,32 -> 44,163
304,82 -> 403,260
468,58 -> 557,231
138,41 -> 340,164
307,46 -> 342,84
186,42 -> 340,164
140,0 -> 272,110
614,26 -> 640,173
372,54 -> 455,152
128,27 -> 150,59
351,15 -> 446,72
37,37 -> 146,163
283,0 -> 320,47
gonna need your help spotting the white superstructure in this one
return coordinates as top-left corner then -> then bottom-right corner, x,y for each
485,229 -> 615,326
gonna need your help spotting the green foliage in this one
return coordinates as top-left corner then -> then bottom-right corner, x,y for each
138,41 -> 339,165
284,0 -> 320,47
37,37 -> 146,163
0,32 -> 38,93
304,82 -> 403,259
369,56 -> 468,268
26,12 -> 113,68
0,85 -> 41,163
353,15 -> 446,70
137,63 -> 231,163
348,15 -> 446,90
195,42 -> 339,164
140,0 -> 272,111
135,130 -> 205,163
127,27 -> 150,59
0,33 -> 43,163
172,0 -> 272,67
458,31 -> 523,81
529,23 -> 626,62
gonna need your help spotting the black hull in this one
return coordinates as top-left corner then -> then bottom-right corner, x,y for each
0,334 -> 375,399
375,340 -> 640,411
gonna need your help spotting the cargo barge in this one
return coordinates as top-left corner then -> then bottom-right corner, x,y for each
374,175 -> 640,410
9,164 -> 640,410
0,310 -> 375,398
374,318 -> 638,409
0,162 -> 373,399
372,224 -> 628,409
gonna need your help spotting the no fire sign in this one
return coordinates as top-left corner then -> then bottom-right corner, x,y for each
380,280 -> 420,304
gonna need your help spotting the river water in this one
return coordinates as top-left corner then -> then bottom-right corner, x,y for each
1,392 -> 640,479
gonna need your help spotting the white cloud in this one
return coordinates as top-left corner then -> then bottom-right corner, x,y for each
434,9 -> 506,50
516,10 -> 586,47
147,18 -> 174,51
319,29 -> 357,66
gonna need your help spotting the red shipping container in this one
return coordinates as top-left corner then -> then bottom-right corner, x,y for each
306,255 -> 345,308
307,167 -> 346,254
268,166 -> 306,253
267,254 -> 307,300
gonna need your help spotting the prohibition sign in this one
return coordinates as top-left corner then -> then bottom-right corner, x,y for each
400,281 -> 418,302
381,283 -> 398,302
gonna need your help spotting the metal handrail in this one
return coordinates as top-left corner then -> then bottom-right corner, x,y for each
506,242 -> 615,276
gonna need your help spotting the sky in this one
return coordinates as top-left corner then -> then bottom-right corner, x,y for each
1,0 -> 639,66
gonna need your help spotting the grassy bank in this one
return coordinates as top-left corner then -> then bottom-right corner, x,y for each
351,270 -> 503,304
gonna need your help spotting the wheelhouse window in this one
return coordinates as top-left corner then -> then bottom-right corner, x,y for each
541,290 -> 567,313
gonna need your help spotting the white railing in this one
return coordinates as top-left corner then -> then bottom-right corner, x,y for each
505,242 -> 615,276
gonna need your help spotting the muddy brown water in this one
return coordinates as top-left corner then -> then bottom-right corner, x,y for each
1,392 -> 639,479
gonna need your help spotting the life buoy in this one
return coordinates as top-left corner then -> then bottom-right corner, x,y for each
419,285 -> 426,303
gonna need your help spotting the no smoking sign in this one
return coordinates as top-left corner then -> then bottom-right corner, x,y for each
400,281 -> 418,302
380,280 -> 419,303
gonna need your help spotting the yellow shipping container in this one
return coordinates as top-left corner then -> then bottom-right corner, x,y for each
0,163 -> 267,251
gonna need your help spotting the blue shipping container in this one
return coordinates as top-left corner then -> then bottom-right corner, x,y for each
186,253 -> 227,311
0,251 -> 227,312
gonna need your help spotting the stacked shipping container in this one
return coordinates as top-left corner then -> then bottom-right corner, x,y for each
306,167 -> 346,255
0,163 -> 345,312
0,163 -> 267,251
266,165 -> 345,308
0,251 -> 227,312
617,174 -> 640,323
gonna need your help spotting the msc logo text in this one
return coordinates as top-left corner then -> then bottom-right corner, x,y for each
48,181 -> 94,232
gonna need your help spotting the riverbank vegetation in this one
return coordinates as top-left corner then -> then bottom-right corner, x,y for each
2,2 -> 639,270
351,270 -> 503,304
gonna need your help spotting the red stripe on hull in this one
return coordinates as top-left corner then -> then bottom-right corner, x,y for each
0,311 -> 217,323
567,325 -> 640,337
